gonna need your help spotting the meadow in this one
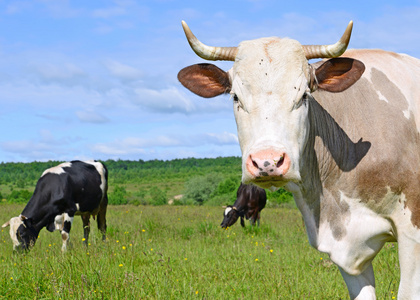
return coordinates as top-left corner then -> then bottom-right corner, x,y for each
1,203 -> 400,299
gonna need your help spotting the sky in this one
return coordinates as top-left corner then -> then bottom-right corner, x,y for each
0,0 -> 419,163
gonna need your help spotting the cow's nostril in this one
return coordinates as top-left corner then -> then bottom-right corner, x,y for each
252,159 -> 259,169
276,156 -> 285,168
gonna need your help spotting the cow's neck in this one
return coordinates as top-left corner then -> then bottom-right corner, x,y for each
289,96 -> 371,246
21,197 -> 54,232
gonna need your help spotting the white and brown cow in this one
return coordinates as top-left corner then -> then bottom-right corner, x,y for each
178,20 -> 420,299
2,160 -> 108,252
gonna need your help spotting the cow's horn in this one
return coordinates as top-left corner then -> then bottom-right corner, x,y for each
181,20 -> 238,61
303,21 -> 353,59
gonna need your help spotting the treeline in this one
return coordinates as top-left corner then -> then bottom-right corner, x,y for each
0,157 -> 293,206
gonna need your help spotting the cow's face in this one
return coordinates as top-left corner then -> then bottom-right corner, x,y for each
2,215 -> 37,251
230,38 -> 311,188
178,21 -> 364,189
220,206 -> 239,228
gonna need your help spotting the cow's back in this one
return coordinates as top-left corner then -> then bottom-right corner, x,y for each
61,161 -> 107,212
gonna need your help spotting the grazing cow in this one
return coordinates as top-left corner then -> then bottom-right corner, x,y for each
178,20 -> 420,299
2,160 -> 108,252
221,183 -> 266,228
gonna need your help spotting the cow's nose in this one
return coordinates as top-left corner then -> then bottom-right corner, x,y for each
246,150 -> 290,178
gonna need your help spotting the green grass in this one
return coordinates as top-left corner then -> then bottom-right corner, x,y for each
0,204 -> 400,299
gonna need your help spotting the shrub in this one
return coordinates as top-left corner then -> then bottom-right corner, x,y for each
149,187 -> 167,206
7,189 -> 32,204
182,173 -> 222,205
108,185 -> 128,205
266,188 -> 294,206
213,176 -> 240,196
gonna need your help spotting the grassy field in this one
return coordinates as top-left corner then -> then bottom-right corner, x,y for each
0,204 -> 400,299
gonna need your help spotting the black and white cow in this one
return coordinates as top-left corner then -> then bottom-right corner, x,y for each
221,183 -> 267,228
2,160 -> 108,252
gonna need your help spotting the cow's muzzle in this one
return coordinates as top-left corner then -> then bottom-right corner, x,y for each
246,149 -> 290,181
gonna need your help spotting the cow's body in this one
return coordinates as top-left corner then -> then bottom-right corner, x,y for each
2,160 -> 108,251
178,20 -> 420,299
221,183 -> 267,228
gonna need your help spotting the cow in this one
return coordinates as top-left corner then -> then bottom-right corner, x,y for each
221,183 -> 266,228
2,160 -> 108,252
178,20 -> 420,299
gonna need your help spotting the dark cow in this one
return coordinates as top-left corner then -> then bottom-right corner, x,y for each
2,160 -> 108,252
221,183 -> 266,228
178,20 -> 420,299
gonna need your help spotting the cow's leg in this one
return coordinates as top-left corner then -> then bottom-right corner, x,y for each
240,216 -> 245,227
61,213 -> 74,252
81,214 -> 90,246
97,200 -> 107,241
338,263 -> 376,300
396,238 -> 420,299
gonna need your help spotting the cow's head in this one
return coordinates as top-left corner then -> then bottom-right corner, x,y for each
220,206 -> 243,228
178,21 -> 365,189
2,215 -> 38,251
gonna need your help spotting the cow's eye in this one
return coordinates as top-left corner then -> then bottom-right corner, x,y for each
232,94 -> 239,102
294,92 -> 309,110
302,92 -> 308,105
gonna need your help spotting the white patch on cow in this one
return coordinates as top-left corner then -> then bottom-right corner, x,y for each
224,207 -> 232,216
376,90 -> 388,103
41,162 -> 72,177
75,203 -> 80,211
3,216 -> 23,249
54,214 -> 64,231
317,189 -> 396,275
52,213 -> 73,252
403,110 -> 410,119
84,160 -> 107,195
54,213 -> 73,231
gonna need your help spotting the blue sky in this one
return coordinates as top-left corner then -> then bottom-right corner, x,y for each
0,0 -> 419,163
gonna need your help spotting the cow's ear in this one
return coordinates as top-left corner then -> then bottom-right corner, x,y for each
313,58 -> 365,93
2,220 -> 10,228
178,63 -> 231,98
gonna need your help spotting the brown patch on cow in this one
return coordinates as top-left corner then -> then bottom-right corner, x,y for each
310,65 -> 420,230
321,187 -> 350,240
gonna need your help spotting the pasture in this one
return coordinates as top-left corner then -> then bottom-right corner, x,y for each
1,204 -> 399,299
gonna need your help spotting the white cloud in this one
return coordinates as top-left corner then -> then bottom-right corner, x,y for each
27,62 -> 88,87
76,110 -> 110,124
90,131 -> 238,157
132,86 -> 196,113
201,132 -> 238,145
104,60 -> 143,81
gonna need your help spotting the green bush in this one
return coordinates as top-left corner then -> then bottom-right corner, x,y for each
213,176 -> 240,196
266,188 -> 294,206
108,185 -> 128,205
7,189 -> 32,204
182,173 -> 222,205
149,187 -> 167,206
